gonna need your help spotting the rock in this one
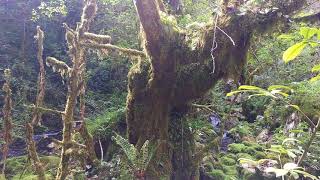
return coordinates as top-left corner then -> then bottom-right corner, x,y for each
256,129 -> 271,143
284,112 -> 300,137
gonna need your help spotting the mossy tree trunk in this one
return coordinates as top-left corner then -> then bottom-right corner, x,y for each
127,0 -> 306,179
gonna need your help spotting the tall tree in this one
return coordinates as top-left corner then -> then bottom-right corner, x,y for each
126,0 -> 307,179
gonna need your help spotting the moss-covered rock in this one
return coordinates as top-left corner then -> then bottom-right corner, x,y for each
228,143 -> 247,153
220,156 -> 236,166
4,155 -> 60,179
12,174 -> 53,180
222,165 -> 238,176
208,169 -> 226,180
236,153 -> 253,159
5,156 -> 28,177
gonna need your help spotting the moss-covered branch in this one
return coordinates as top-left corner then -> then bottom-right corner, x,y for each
26,104 -> 64,115
46,57 -> 71,77
81,42 -> 146,58
1,69 -> 13,175
26,123 -> 46,180
83,32 -> 111,44
32,26 -> 46,126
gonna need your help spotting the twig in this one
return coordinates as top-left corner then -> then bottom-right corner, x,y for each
297,118 -> 320,166
25,104 -> 64,115
191,103 -> 215,112
98,138 -> 104,164
216,26 -> 235,46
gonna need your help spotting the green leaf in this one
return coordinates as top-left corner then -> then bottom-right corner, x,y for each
238,85 -> 264,91
300,27 -> 318,39
289,129 -> 303,133
112,133 -> 137,166
277,34 -> 293,40
312,64 -> 320,72
309,42 -> 319,48
283,163 -> 299,171
265,167 -> 289,177
287,151 -> 297,159
292,170 -> 319,180
270,90 -> 289,97
291,172 -> 299,179
283,42 -> 307,63
310,75 -> 320,82
226,90 -> 243,97
226,90 -> 255,97
288,104 -> 301,111
238,158 -> 258,166
282,138 -> 300,145
248,93 -> 270,99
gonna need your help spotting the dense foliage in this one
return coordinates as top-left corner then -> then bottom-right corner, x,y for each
0,0 -> 319,179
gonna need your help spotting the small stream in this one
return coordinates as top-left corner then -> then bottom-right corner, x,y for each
209,113 -> 234,152
0,131 -> 61,159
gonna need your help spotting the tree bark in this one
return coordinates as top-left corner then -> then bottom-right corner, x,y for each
128,0 -> 307,179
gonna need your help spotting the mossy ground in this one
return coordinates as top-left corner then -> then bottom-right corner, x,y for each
3,156 -> 60,179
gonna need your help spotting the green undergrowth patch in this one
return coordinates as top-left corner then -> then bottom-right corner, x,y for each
206,141 -> 267,180
87,91 -> 127,138
4,155 -> 60,179
87,106 -> 126,138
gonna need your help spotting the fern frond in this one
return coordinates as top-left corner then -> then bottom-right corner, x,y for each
112,133 -> 137,167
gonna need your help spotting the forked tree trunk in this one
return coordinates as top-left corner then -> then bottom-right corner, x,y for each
127,0 -> 306,179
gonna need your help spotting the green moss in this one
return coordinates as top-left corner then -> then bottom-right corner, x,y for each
203,162 -> 214,172
0,174 -> 5,180
246,147 -> 257,155
212,161 -> 224,170
220,156 -> 236,166
236,153 -> 253,159
229,122 -> 253,138
12,174 -> 53,180
228,143 -> 247,153
4,156 -> 60,179
254,151 -> 267,159
72,172 -> 86,180
222,165 -> 238,176
5,156 -> 28,176
241,169 -> 258,180
224,153 -> 237,160
39,156 -> 60,171
208,169 -> 226,180
87,106 -> 126,138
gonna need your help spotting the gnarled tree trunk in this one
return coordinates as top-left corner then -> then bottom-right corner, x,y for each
127,0 -> 306,179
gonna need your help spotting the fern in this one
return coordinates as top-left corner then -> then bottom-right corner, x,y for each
112,133 -> 157,177
112,133 -> 137,168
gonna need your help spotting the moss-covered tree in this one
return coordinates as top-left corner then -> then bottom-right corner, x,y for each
124,0 -> 307,179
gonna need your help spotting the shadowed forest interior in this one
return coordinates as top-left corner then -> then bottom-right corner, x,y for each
0,0 -> 320,179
